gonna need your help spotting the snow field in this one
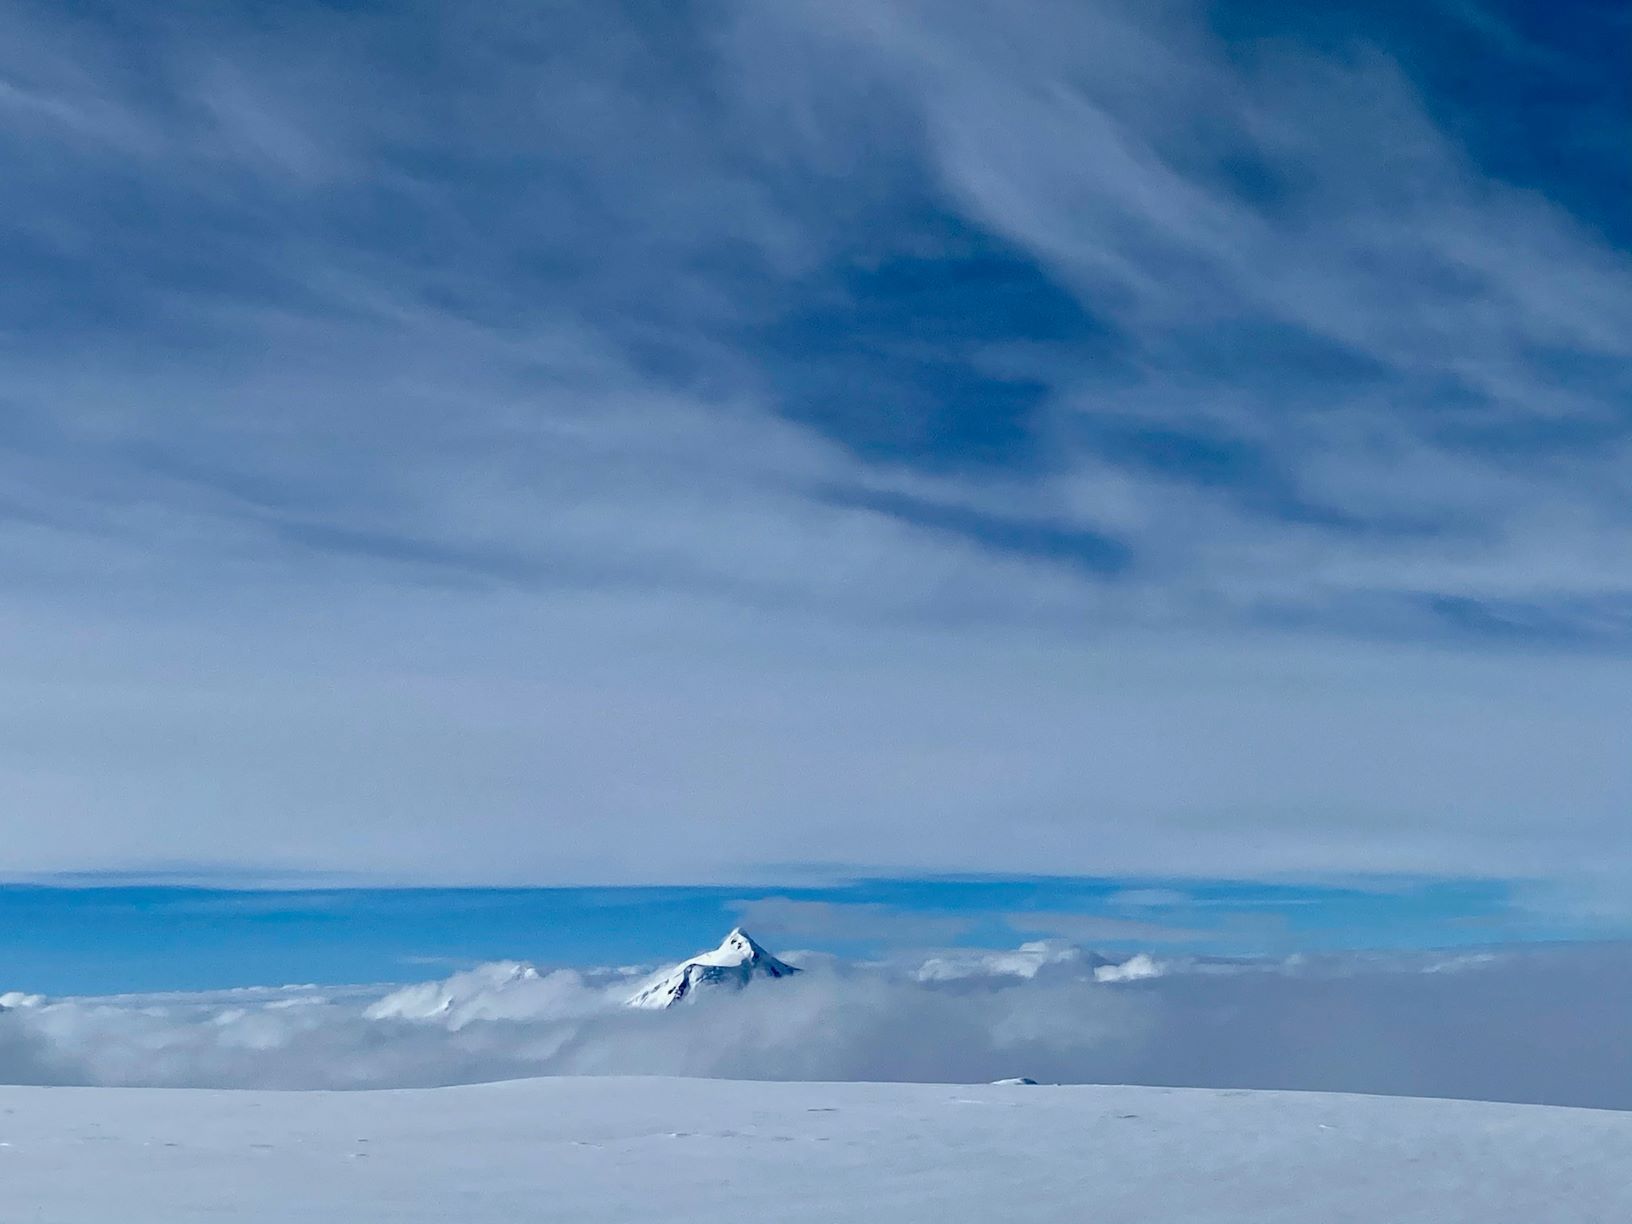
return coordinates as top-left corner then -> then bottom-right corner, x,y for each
4,1076 -> 1630,1223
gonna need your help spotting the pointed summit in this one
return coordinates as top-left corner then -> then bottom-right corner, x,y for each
626,927 -> 800,1009
717,928 -> 765,959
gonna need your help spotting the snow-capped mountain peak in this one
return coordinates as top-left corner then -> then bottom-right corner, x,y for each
626,928 -> 799,1009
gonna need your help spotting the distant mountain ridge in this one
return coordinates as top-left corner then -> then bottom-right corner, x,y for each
626,928 -> 800,1009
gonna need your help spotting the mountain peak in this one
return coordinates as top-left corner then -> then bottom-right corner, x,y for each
718,928 -> 762,957
626,927 -> 800,1009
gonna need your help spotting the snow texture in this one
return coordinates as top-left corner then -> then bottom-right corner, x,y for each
3,1076 -> 1629,1223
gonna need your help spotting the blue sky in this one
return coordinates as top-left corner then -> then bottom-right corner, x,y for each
0,874 -> 1556,995
2,1 -> 1631,943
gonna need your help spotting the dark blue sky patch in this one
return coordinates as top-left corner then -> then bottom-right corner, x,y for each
1210,148 -> 1306,213
1162,317 -> 1395,394
824,486 -> 1132,577
1207,0 -> 1632,247
754,218 -> 1116,471
1086,424 -> 1265,489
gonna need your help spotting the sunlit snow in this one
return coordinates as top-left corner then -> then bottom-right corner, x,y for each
5,1077 -> 1629,1223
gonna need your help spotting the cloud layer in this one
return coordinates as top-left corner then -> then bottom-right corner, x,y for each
7,940 -> 1632,1110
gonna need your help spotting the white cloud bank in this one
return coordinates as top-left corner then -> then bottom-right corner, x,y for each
6,941 -> 1632,1110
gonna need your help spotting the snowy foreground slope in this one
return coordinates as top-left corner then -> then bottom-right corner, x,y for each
6,1077 -> 1630,1223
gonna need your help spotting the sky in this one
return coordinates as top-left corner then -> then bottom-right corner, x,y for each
2,1 -> 1631,917
0,875 -> 1543,995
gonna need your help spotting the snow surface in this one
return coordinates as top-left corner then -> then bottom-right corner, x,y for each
4,1077 -> 1629,1223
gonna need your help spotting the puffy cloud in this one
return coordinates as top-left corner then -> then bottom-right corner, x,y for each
364,963 -> 613,1027
913,940 -> 1108,982
1093,953 -> 1163,983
